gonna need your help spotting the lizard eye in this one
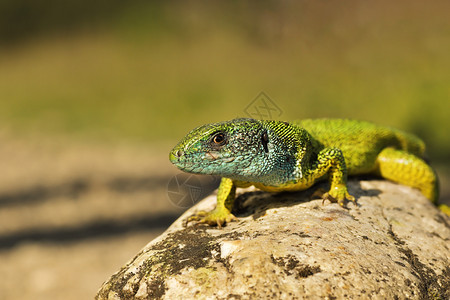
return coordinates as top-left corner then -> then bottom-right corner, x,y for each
211,132 -> 227,147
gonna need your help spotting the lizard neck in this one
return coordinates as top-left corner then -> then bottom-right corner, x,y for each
231,120 -> 315,186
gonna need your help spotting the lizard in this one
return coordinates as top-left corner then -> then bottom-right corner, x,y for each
169,118 -> 449,226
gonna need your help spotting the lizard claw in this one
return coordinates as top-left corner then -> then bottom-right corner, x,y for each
311,188 -> 327,200
184,208 -> 237,228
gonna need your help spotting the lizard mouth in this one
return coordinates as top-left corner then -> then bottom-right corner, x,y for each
205,151 -> 236,163
170,148 -> 236,174
205,151 -> 219,161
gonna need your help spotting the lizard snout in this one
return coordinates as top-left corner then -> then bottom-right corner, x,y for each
169,149 -> 184,162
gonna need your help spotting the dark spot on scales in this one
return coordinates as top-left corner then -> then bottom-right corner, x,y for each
262,131 -> 269,153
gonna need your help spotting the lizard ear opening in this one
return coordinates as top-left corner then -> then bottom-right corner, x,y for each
261,131 -> 269,153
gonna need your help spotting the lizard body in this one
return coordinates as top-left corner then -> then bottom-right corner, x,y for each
169,118 -> 447,226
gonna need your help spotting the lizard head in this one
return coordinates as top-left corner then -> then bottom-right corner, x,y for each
169,118 -> 304,184
169,118 -> 270,180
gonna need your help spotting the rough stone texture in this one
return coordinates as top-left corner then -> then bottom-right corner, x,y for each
96,180 -> 450,300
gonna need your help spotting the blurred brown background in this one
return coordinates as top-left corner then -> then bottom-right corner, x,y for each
0,1 -> 449,299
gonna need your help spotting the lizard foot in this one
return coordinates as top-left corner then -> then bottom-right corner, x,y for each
313,185 -> 356,207
184,208 -> 237,228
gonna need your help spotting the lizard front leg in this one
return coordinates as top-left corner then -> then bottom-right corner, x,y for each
309,148 -> 355,206
185,177 -> 238,227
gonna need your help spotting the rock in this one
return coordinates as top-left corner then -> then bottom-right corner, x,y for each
96,180 -> 450,300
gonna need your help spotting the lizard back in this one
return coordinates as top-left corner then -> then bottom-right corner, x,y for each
294,119 -> 425,175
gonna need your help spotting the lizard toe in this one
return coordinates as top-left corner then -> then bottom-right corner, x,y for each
321,192 -> 336,205
184,209 -> 236,228
311,188 -> 327,200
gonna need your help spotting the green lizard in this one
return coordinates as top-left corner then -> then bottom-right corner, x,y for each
169,118 -> 449,226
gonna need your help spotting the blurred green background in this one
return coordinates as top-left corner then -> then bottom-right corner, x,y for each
0,1 -> 450,298
1,0 -> 449,160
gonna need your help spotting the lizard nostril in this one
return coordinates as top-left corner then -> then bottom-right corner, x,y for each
176,150 -> 184,157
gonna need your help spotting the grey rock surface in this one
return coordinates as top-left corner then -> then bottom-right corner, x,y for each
96,180 -> 450,300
